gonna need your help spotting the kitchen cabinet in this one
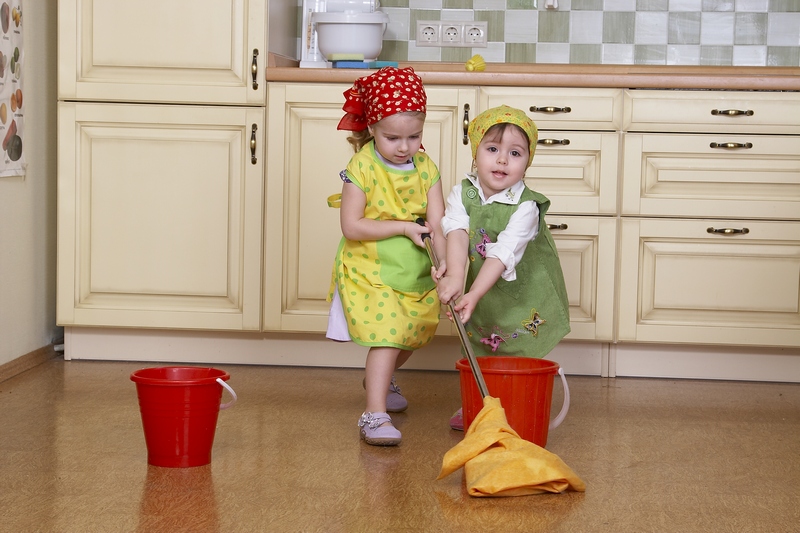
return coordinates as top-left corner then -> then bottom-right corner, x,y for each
263,82 -> 475,332
618,90 -> 800,347
57,0 -> 267,331
57,102 -> 264,330
478,87 -> 622,341
58,0 -> 267,105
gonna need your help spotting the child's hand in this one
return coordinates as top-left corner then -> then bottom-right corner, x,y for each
437,275 -> 462,305
432,260 -> 447,282
405,220 -> 432,247
453,291 -> 480,324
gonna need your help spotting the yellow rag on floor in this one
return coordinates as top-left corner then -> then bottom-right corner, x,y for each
437,396 -> 586,497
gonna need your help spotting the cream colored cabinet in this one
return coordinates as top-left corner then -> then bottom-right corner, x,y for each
479,87 -> 622,216
477,87 -> 622,341
57,102 -> 265,330
619,90 -> 800,347
58,0 -> 267,105
263,83 -> 475,332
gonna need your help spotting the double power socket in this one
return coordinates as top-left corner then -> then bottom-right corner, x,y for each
416,20 -> 488,47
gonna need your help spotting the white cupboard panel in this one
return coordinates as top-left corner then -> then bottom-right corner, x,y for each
618,218 -> 800,347
548,216 -> 617,342
527,132 -> 620,215
58,0 -> 267,105
624,90 -> 800,135
622,133 -> 800,220
58,102 -> 264,330
479,87 -> 623,130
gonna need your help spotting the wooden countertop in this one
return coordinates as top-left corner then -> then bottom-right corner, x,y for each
266,58 -> 800,91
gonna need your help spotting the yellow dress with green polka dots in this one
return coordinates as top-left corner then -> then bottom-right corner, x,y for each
328,141 -> 441,350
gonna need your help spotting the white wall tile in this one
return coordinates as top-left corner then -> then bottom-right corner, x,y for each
571,11 -> 604,44
732,45 -> 767,65
635,12 -> 669,44
667,44 -> 701,64
734,0 -> 768,12
767,13 -> 800,46
604,0 -> 636,10
700,12 -> 734,45
669,0 -> 702,11
506,9 -> 539,43
383,7 -> 410,41
536,42 -> 571,63
603,43 -> 635,63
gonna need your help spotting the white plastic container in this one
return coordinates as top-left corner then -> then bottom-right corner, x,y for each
312,11 -> 389,61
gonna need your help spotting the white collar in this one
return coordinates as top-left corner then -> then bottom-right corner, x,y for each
465,173 -> 526,205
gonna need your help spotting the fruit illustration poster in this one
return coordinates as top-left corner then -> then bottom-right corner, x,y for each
0,1 -> 22,177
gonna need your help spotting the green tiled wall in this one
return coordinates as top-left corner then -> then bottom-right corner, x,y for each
367,0 -> 800,66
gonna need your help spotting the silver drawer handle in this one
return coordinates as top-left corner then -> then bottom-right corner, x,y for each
711,109 -> 754,116
538,138 -> 570,146
710,142 -> 753,149
707,227 -> 749,235
548,223 -> 568,231
530,106 -> 571,114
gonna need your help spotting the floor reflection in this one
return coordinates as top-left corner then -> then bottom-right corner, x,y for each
137,465 -> 219,533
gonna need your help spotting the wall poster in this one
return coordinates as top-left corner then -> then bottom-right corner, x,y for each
0,1 -> 22,178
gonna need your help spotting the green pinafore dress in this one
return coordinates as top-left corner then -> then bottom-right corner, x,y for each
460,179 -> 571,358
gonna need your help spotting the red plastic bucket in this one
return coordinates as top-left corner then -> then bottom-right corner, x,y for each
457,357 -> 570,447
130,367 -> 237,468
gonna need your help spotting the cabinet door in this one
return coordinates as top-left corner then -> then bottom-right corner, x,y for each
58,0 -> 267,105
618,218 -> 800,347
263,83 -> 475,332
57,102 -> 264,330
526,132 -> 619,215
548,216 -> 617,341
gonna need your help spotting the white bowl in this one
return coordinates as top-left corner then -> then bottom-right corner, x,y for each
312,11 -> 389,61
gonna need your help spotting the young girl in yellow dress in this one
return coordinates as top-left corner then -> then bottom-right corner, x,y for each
327,67 -> 447,446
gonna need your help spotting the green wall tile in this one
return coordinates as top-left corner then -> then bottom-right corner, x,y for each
769,0 -> 800,12
506,43 -> 537,63
379,0 -> 410,7
634,44 -> 667,64
539,11 -> 570,43
508,0 -> 538,8
700,45 -> 733,65
637,0 -> 669,10
475,10 -> 505,42
767,46 -> 800,66
735,13 -> 767,45
443,0 -> 474,8
442,47 -> 473,62
379,40 -> 408,61
572,0 -> 603,9
570,44 -> 603,63
603,12 -> 635,44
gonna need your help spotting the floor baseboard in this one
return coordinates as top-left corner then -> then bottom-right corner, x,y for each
0,344 -> 58,384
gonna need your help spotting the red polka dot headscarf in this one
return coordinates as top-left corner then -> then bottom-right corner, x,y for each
337,67 -> 427,132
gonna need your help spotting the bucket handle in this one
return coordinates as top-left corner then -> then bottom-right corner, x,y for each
549,367 -> 570,430
217,378 -> 238,410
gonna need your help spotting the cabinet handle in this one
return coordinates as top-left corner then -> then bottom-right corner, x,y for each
548,223 -> 568,231
538,138 -> 570,146
710,142 -> 753,149
707,227 -> 749,235
462,103 -> 470,145
711,109 -> 754,116
251,49 -> 259,90
250,124 -> 258,165
530,106 -> 571,114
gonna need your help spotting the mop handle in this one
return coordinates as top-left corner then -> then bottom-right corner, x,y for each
416,219 -> 490,399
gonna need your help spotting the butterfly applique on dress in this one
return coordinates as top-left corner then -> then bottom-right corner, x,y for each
474,229 -> 492,259
521,309 -> 546,337
480,332 -> 506,352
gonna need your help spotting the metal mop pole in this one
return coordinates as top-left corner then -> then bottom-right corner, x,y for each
418,219 -> 490,398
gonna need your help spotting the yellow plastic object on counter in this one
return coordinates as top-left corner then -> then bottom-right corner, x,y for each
465,54 -> 486,72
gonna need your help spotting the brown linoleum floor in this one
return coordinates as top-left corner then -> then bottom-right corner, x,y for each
1,357 -> 799,533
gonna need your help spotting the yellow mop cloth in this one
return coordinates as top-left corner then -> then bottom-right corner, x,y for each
437,396 -> 586,497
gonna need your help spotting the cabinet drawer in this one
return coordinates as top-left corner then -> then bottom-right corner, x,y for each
624,90 -> 800,134
479,87 -> 623,131
526,131 -> 619,215
622,133 -> 800,220
548,216 -> 617,342
618,218 -> 800,348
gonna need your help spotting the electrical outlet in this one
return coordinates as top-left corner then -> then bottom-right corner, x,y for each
416,20 -> 488,48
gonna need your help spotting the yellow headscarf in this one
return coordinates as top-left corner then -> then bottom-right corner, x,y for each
468,105 -> 538,168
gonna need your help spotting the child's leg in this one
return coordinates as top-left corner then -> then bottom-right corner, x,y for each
394,349 -> 412,370
364,346 -> 401,413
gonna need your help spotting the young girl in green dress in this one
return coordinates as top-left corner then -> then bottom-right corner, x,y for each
436,105 -> 571,430
327,67 -> 447,446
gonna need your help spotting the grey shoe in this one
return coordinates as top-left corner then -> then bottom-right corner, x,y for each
362,375 -> 409,413
358,412 -> 402,446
